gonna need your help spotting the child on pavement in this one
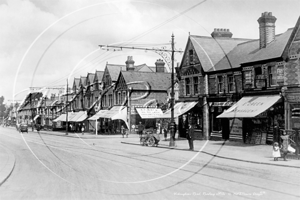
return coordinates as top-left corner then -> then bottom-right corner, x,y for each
272,142 -> 281,161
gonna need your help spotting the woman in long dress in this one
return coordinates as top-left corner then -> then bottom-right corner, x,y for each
281,130 -> 290,161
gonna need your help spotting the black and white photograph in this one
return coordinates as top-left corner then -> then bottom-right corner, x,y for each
0,0 -> 300,199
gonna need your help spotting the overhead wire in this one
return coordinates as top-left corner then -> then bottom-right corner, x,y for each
36,0 -> 208,89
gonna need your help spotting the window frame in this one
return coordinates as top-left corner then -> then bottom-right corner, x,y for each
228,75 -> 234,93
193,77 -> 199,95
217,75 -> 224,93
185,77 -> 191,95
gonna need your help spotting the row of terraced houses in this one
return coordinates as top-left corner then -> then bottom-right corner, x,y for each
17,12 -> 300,146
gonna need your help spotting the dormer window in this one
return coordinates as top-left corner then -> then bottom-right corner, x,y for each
189,49 -> 194,64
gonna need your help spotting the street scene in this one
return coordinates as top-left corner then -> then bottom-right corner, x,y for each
1,0 -> 300,199
0,127 -> 300,200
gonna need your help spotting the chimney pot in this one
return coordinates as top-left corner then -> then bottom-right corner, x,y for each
155,59 -> 165,73
125,56 -> 135,71
258,12 -> 277,48
211,28 -> 233,38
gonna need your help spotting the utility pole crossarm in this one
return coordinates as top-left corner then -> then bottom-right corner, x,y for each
99,45 -> 183,53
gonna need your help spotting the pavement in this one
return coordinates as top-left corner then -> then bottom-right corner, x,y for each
0,127 -> 299,187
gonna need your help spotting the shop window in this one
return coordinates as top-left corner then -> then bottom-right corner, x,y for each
217,76 -> 224,93
228,75 -> 234,92
211,108 -> 222,132
185,78 -> 191,95
193,77 -> 199,95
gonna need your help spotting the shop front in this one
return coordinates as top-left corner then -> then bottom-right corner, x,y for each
209,101 -> 235,140
217,95 -> 284,144
88,106 -> 127,134
161,101 -> 203,139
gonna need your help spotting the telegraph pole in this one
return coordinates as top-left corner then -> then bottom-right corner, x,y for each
66,79 -> 68,135
169,34 -> 176,147
99,34 -> 181,147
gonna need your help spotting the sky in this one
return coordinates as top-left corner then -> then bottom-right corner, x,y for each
1,0 -> 299,104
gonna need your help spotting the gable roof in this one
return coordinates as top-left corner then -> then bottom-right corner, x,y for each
106,64 -> 126,82
87,73 -> 95,84
95,70 -> 104,82
80,76 -> 87,87
73,78 -> 80,89
189,35 -> 251,72
120,71 -> 172,91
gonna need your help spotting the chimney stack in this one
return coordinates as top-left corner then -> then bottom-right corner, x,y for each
211,28 -> 233,38
155,59 -> 165,73
257,12 -> 277,48
125,56 -> 135,71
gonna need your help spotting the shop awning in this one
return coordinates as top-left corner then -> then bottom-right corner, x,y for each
136,108 -> 164,119
69,111 -> 87,122
88,110 -> 107,120
53,112 -> 77,122
160,101 -> 198,118
88,106 -> 126,120
33,115 -> 40,121
100,106 -> 125,119
53,114 -> 66,122
111,107 -> 129,128
217,95 -> 282,118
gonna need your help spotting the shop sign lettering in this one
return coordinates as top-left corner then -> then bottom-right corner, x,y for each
230,119 -> 242,135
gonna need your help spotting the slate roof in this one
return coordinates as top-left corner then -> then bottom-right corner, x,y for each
95,70 -> 104,82
121,71 -> 172,91
73,78 -> 80,89
87,73 -> 95,84
106,64 -> 126,82
242,28 -> 293,64
80,76 -> 87,87
190,35 -> 251,72
211,28 -> 294,71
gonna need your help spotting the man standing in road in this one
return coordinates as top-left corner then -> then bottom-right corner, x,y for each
138,121 -> 144,137
186,123 -> 194,151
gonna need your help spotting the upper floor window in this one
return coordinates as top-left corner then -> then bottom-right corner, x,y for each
254,67 -> 266,88
217,76 -> 224,93
123,91 -> 127,104
118,92 -> 121,105
189,50 -> 194,64
185,78 -> 191,95
105,75 -> 110,86
115,92 -> 118,105
228,75 -> 234,92
193,77 -> 198,95
269,65 -> 284,86
103,95 -> 107,107
108,94 -> 113,107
